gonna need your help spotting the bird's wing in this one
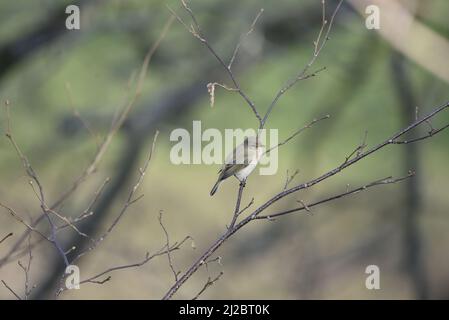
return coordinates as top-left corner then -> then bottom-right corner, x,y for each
225,140 -> 252,165
221,163 -> 246,180
217,139 -> 257,180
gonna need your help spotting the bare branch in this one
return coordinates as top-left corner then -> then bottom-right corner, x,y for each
257,173 -> 415,220
87,276 -> 111,285
297,199 -> 312,215
391,123 -> 449,144
265,114 -> 330,155
53,15 -> 174,208
168,1 -> 263,124
159,210 -> 179,282
228,182 -> 245,230
17,235 -> 35,300
46,208 -> 90,239
343,130 -> 368,164
4,101 -> 69,266
107,132 -> 158,234
0,202 -> 50,241
1,280 -> 21,300
55,177 -> 111,234
228,8 -> 264,70
192,272 -> 224,300
237,197 -> 254,216
57,235 -> 192,295
0,14 -> 173,268
261,0 -> 343,128
0,232 -> 13,245
71,131 -> 159,263
81,178 -> 110,219
205,256 -> 223,267
162,100 -> 449,300
284,169 -> 300,190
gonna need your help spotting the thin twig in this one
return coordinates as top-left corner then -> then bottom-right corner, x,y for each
4,101 -> 69,266
284,169 -> 300,190
0,202 -> 50,242
0,16 -> 174,269
17,234 -> 34,299
71,131 -> 159,263
192,272 -> 224,300
55,178 -> 111,234
391,123 -> 449,144
159,210 -> 179,282
1,280 -> 21,300
0,232 -> 13,245
57,236 -> 192,295
228,182 -> 245,230
228,8 -> 264,70
46,208 -> 90,239
257,173 -> 415,220
260,0 -> 343,128
265,114 -> 330,155
87,276 -> 111,285
237,197 -> 254,216
79,177 -> 110,219
343,130 -> 369,164
162,100 -> 449,300
168,1 -> 263,124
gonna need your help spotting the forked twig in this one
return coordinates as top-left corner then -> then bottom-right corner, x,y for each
167,1 -> 263,124
261,0 -> 343,128
159,210 -> 180,282
56,235 -> 192,295
0,16 -> 174,268
163,100 -> 449,299
192,271 -> 224,300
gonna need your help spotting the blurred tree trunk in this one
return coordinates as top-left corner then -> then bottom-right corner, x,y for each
391,52 -> 429,299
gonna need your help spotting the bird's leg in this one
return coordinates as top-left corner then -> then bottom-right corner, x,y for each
234,175 -> 246,187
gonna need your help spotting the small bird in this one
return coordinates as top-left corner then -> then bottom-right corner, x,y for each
210,135 -> 264,196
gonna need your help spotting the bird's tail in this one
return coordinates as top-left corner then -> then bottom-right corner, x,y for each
210,180 -> 221,196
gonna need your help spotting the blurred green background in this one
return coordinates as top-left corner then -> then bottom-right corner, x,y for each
0,0 -> 448,299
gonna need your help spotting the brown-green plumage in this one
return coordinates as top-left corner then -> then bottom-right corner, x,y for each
210,136 -> 264,196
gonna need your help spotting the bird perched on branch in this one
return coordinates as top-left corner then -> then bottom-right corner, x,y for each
210,135 -> 264,196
